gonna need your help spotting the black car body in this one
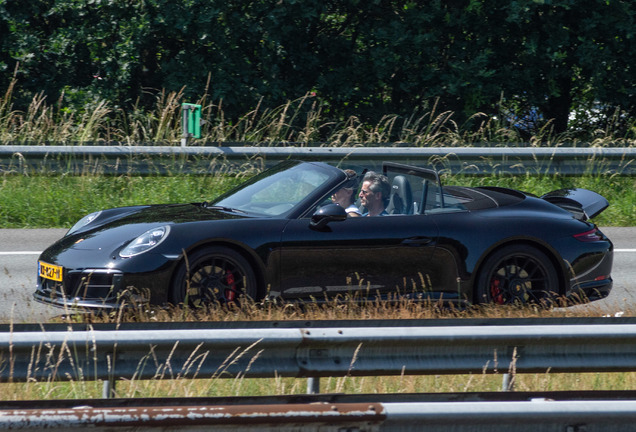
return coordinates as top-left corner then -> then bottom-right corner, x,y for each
34,160 -> 613,310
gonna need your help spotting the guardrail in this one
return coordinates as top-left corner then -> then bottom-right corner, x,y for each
1,144 -> 634,175
4,318 -> 636,430
2,318 -> 636,394
4,392 -> 636,431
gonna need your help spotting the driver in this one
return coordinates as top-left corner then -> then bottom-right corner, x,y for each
359,171 -> 390,216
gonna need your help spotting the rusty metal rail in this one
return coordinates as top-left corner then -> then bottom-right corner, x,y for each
2,392 -> 636,431
1,402 -> 386,430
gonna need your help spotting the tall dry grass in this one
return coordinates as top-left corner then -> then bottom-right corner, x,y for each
1,77 -> 635,146
112,296 -> 633,324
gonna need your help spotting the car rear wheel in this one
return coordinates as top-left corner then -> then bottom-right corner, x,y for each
476,244 -> 559,306
170,246 -> 257,307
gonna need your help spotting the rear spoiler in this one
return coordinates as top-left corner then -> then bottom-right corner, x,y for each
541,188 -> 609,221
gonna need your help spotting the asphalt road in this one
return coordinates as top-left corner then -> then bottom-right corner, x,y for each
0,227 -> 634,323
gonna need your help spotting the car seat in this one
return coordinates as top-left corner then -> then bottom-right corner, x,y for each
386,175 -> 413,215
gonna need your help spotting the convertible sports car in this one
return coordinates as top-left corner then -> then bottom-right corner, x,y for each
34,160 -> 613,310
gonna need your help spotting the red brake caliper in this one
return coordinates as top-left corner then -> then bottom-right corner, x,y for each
490,278 -> 504,304
225,271 -> 236,301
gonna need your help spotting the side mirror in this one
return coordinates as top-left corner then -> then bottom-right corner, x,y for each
310,204 -> 347,230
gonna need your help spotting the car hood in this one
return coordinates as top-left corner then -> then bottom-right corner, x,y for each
53,203 -> 247,253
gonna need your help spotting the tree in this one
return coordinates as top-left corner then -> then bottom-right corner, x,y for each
0,0 -> 633,137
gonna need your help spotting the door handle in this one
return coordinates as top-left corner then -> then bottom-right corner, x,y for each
402,236 -> 433,246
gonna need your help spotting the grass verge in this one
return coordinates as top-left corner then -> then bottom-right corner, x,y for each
4,372 -> 636,400
1,172 -> 633,228
0,173 -> 243,228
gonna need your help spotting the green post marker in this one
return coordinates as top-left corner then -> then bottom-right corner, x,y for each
181,103 -> 202,146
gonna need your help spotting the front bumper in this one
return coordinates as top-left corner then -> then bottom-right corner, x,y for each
34,244 -> 180,310
34,268 -> 127,310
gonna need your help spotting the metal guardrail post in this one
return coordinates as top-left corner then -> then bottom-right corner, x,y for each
502,373 -> 515,392
181,105 -> 190,147
307,377 -> 320,394
102,380 -> 116,399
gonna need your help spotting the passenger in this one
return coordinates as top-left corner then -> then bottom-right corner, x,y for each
332,169 -> 362,217
359,171 -> 390,216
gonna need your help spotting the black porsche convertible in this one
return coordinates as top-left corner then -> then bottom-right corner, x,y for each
34,160 -> 613,310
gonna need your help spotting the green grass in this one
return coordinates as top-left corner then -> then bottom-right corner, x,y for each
4,372 -> 636,400
1,172 -> 633,228
0,174 -> 243,228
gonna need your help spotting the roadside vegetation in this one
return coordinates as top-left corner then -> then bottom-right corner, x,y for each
1,83 -> 635,146
2,2 -> 636,139
4,363 -> 636,400
1,170 -> 633,228
0,84 -> 633,229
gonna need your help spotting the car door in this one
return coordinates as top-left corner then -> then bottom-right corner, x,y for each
278,213 -> 440,300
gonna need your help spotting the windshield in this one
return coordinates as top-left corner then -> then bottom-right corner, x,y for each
212,162 -> 337,216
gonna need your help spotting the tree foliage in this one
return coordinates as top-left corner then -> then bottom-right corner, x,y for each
0,0 -> 634,136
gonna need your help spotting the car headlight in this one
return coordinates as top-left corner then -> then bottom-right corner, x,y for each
67,211 -> 102,235
119,226 -> 171,258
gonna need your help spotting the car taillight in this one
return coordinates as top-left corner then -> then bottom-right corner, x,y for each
574,228 -> 604,242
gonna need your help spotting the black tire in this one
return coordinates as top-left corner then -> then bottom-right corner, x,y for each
476,244 -> 559,306
170,246 -> 257,307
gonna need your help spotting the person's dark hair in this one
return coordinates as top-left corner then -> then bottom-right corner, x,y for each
340,169 -> 359,205
341,169 -> 359,189
362,171 -> 391,206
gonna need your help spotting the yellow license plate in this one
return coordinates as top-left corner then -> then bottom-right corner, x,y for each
39,261 -> 63,282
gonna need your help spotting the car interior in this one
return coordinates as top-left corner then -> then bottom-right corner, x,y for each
314,162 -> 494,218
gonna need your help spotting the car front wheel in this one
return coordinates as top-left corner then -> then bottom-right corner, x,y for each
170,246 -> 257,307
476,244 -> 559,306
